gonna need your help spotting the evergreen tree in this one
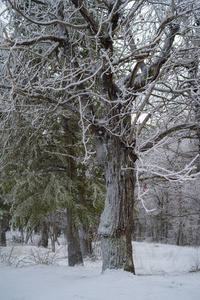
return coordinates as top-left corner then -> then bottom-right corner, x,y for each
0,105 -> 105,261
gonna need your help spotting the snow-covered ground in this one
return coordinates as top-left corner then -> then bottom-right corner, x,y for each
0,233 -> 200,300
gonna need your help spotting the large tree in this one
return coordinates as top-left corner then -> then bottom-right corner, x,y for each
0,104 -> 104,260
0,0 -> 200,273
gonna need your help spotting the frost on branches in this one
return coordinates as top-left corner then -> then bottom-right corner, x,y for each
0,0 -> 200,273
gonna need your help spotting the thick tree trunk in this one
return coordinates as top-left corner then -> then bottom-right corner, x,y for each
0,217 -> 7,247
66,210 -> 83,266
98,137 -> 136,273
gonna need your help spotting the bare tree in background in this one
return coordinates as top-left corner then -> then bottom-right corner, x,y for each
0,0 -> 200,273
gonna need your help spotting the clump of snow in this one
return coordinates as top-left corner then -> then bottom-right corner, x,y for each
0,237 -> 200,300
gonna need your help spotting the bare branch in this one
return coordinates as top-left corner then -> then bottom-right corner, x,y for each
70,0 -> 103,35
5,35 -> 66,47
141,123 -> 200,151
7,0 -> 89,29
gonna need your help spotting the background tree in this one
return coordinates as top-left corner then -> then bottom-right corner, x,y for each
131,3 -> 200,247
0,198 -> 10,246
133,136 -> 200,246
0,101 -> 105,262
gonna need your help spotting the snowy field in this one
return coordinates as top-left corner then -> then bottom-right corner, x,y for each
0,234 -> 200,300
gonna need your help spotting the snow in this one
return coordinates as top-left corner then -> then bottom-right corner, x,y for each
0,237 -> 200,300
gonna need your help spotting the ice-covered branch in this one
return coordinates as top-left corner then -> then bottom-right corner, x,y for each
4,36 -> 66,47
78,97 -> 95,163
141,123 -> 199,151
137,153 -> 199,182
7,0 -> 89,30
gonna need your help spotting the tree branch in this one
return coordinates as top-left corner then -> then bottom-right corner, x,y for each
30,0 -> 46,5
7,0 -> 88,30
141,123 -> 199,151
131,24 -> 180,90
70,0 -> 103,35
5,35 -> 66,47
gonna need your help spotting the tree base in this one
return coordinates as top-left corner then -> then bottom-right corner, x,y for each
101,235 -> 135,274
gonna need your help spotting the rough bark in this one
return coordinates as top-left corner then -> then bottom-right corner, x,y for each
98,136 -> 136,273
66,210 -> 83,266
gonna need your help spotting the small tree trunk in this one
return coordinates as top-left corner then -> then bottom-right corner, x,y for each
41,221 -> 48,248
51,220 -> 56,252
177,227 -> 183,246
98,137 -> 136,273
66,210 -> 83,266
19,225 -> 24,243
79,225 -> 93,258
164,191 -> 169,243
25,228 -> 33,244
0,217 -> 7,246
195,103 -> 200,172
